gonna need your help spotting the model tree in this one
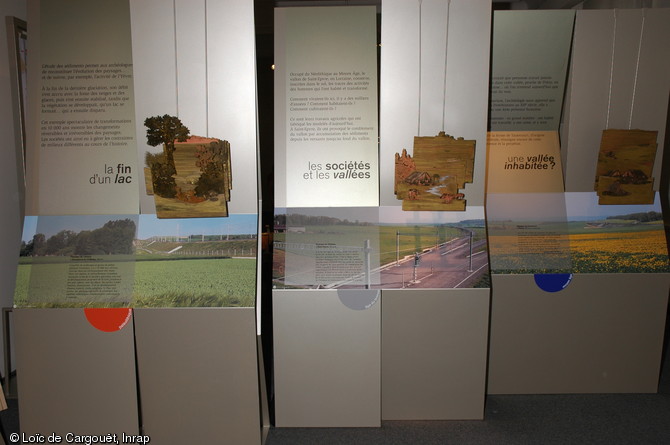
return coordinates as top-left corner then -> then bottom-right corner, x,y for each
145,152 -> 177,198
194,140 -> 229,198
144,114 -> 190,176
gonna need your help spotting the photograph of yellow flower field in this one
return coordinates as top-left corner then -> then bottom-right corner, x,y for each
565,192 -> 668,274
487,193 -> 572,273
488,192 -> 669,274
568,228 -> 667,273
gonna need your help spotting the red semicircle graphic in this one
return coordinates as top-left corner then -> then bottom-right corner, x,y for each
84,308 -> 132,332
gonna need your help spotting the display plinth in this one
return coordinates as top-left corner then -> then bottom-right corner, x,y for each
14,309 -> 139,435
273,290 -> 381,427
488,274 -> 669,394
382,289 -> 489,420
133,308 -> 261,445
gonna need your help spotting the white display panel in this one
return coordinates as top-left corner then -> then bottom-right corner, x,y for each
28,0 -> 139,216
15,309 -> 139,436
489,10 -> 575,131
275,6 -> 379,208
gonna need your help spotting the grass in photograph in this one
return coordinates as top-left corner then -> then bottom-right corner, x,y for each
133,257 -> 256,307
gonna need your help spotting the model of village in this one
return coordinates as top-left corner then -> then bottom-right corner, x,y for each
395,131 -> 475,211
594,129 -> 657,205
144,114 -> 232,218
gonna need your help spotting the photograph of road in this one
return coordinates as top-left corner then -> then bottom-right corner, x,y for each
273,206 -> 489,289
370,227 -> 488,289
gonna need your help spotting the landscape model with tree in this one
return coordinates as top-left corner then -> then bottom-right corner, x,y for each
143,114 -> 232,218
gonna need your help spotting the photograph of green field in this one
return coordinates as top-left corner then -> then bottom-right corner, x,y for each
15,214 -> 258,308
132,257 -> 256,307
132,214 -> 257,307
15,215 -> 139,307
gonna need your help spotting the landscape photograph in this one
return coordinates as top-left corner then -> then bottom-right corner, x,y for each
133,214 -> 257,307
273,206 -> 489,289
564,192 -> 669,274
15,214 -> 258,308
488,192 -> 669,274
16,215 -> 138,307
487,193 -> 572,273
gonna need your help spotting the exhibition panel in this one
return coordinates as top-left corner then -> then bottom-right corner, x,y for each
272,5 -> 384,427
564,9 -> 670,192
486,8 -> 670,395
274,6 -> 379,208
272,0 -> 492,426
15,0 -> 263,440
489,10 -> 575,132
5,0 -> 670,437
380,0 -> 491,208
378,0 -> 492,421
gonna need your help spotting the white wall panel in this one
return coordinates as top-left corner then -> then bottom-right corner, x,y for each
207,0 -> 258,213
130,0 -> 178,213
380,0 -> 491,206
564,9 -> 670,192
1,0 -> 27,371
130,0 -> 258,214
175,0 -> 207,137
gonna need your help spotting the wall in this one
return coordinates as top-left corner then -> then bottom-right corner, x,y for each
0,0 -> 26,373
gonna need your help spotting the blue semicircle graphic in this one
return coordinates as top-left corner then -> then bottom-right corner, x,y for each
534,273 -> 573,292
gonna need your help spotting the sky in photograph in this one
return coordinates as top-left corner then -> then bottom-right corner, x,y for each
564,192 -> 663,220
487,192 -> 663,222
277,206 -> 486,226
137,214 -> 257,238
21,214 -> 258,242
22,214 -> 138,242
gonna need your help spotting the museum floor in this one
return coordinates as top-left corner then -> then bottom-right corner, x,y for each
1,317 -> 668,445
265,323 -> 670,445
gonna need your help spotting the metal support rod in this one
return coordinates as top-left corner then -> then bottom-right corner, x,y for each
468,231 -> 473,272
364,239 -> 371,289
396,230 -> 399,266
